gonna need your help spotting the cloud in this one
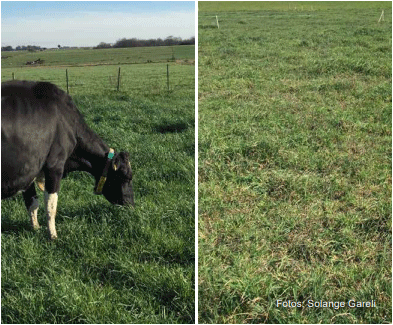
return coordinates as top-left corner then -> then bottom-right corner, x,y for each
2,11 -> 195,48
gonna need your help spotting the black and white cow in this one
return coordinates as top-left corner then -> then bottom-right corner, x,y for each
2,80 -> 134,239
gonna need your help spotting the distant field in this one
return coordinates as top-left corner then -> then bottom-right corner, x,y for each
199,1 -> 388,12
199,1 -> 391,324
1,45 -> 194,68
1,46 -> 195,323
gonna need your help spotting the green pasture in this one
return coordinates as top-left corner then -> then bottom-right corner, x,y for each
199,2 -> 391,324
1,47 -> 195,323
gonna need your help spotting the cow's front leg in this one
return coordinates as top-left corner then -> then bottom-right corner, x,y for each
22,183 -> 40,230
44,169 -> 62,240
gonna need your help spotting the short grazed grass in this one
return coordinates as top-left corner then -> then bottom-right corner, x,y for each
2,48 -> 195,323
199,2 -> 391,323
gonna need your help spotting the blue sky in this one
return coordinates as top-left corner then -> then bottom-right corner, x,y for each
2,1 -> 195,48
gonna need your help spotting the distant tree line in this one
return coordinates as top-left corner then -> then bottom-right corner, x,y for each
2,45 -> 67,51
1,36 -> 195,52
94,36 -> 195,49
2,45 -> 47,52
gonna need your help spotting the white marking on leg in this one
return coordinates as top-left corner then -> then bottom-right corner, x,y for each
44,192 -> 58,240
28,197 -> 40,230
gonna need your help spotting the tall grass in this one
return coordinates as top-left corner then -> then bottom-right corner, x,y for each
199,2 -> 391,323
2,49 -> 195,323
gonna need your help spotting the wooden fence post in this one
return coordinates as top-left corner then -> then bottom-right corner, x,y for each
66,69 -> 69,94
378,10 -> 385,23
167,64 -> 170,92
117,67 -> 121,91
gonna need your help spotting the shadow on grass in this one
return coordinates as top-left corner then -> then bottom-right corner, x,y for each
85,261 -> 194,323
154,122 -> 189,134
1,217 -> 31,235
1,195 -> 31,235
199,25 -> 218,29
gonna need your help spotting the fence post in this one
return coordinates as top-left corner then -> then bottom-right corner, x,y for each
167,64 -> 170,92
12,72 -> 15,80
117,67 -> 121,91
66,69 -> 69,94
171,46 -> 175,61
378,10 -> 385,23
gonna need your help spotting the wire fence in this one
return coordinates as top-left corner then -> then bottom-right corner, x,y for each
2,45 -> 195,96
3,61 -> 195,96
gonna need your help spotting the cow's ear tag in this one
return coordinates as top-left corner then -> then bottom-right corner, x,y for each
108,151 -> 115,160
113,164 -> 118,171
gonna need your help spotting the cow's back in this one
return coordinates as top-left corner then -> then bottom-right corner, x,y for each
1,81 -> 77,198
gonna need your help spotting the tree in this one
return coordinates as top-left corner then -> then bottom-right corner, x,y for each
94,42 -> 112,49
1,46 -> 13,51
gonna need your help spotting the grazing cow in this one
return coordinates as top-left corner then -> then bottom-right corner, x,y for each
2,80 -> 134,239
26,58 -> 44,65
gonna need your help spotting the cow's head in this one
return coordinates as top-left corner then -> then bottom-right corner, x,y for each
95,151 -> 134,206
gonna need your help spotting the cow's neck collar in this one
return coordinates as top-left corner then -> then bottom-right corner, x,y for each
94,148 -> 115,194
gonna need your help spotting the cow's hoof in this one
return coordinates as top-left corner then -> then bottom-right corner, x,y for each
32,224 -> 40,231
48,232 -> 58,240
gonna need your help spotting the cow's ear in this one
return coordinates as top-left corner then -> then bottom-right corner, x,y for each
120,152 -> 131,171
112,152 -> 131,173
120,151 -> 130,162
